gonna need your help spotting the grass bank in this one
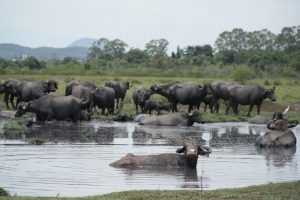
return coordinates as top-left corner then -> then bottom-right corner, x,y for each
1,181 -> 300,199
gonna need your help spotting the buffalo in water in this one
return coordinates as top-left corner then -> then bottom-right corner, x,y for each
109,139 -> 211,169
105,81 -> 130,109
15,94 -> 88,122
139,110 -> 204,126
255,107 -> 298,148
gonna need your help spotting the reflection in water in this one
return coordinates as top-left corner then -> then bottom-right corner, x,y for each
0,120 -> 299,197
256,145 -> 296,167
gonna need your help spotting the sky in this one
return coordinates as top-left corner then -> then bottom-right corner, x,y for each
0,0 -> 299,52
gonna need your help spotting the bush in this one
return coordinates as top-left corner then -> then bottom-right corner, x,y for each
0,187 -> 9,196
232,66 -> 255,83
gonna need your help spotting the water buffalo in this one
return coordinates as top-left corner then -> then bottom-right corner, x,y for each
149,81 -> 180,100
144,99 -> 169,115
65,80 -> 96,96
109,139 -> 211,169
132,87 -> 151,114
226,85 -> 276,116
202,94 -> 214,113
17,80 -> 58,104
105,81 -> 130,109
211,81 -> 240,113
169,83 -> 209,112
1,79 -> 25,109
15,94 -> 88,122
139,110 -> 204,126
112,113 -> 133,122
92,86 -> 115,115
71,85 -> 94,113
249,106 -> 289,124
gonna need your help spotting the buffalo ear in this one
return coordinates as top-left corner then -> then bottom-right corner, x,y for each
176,146 -> 186,153
188,112 -> 194,117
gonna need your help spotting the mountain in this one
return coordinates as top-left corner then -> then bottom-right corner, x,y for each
67,37 -> 97,48
0,43 -> 89,60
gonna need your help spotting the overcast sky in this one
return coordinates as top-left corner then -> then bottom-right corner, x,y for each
0,0 -> 299,51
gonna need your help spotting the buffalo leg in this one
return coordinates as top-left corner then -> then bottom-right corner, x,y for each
4,93 -> 9,109
247,104 -> 254,117
116,98 -> 119,109
257,104 -> 261,115
10,95 -> 16,109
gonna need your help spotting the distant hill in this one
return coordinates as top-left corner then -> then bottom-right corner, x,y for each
67,37 -> 97,48
0,43 -> 89,60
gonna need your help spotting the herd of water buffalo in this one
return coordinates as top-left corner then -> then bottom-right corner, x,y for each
0,78 -> 298,169
0,79 -> 277,123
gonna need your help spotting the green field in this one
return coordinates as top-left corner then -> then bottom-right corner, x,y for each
1,181 -> 300,199
1,75 -> 300,122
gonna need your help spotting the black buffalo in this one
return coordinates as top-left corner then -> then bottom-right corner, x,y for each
149,81 -> 180,101
92,86 -> 115,115
17,80 -> 58,104
65,80 -> 96,96
71,85 -> 94,113
105,81 -> 130,109
169,83 -> 209,112
132,87 -> 151,114
1,79 -> 25,109
226,85 -> 276,116
15,94 -> 88,122
144,99 -> 169,115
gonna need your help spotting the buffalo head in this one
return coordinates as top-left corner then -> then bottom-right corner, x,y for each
15,102 -> 30,117
0,83 -> 6,93
112,113 -> 133,122
176,139 -> 211,169
44,80 -> 58,93
265,86 -> 276,102
137,89 -> 151,105
187,110 -> 204,124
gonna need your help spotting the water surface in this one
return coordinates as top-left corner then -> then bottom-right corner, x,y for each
0,120 -> 299,197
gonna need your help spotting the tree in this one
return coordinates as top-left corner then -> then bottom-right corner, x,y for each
88,38 -> 128,60
23,56 -> 44,69
126,48 -> 149,64
145,39 -> 169,56
275,26 -> 300,52
215,28 -> 248,51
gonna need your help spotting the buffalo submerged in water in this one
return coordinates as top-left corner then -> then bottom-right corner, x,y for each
138,110 -> 204,126
109,139 -> 211,169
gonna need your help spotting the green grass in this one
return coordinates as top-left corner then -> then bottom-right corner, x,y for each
1,75 -> 300,122
1,181 -> 300,199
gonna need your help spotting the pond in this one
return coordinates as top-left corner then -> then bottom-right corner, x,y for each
0,119 -> 299,197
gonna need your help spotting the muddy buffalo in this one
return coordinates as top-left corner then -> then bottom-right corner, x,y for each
132,87 -> 151,114
109,139 -> 211,169
227,85 -> 276,116
15,94 -> 88,122
139,110 -> 204,126
255,119 -> 298,148
105,81 -> 130,109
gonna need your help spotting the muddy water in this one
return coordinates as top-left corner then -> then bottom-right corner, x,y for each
0,120 -> 299,197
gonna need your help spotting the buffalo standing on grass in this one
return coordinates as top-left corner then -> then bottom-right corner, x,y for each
15,94 -> 88,122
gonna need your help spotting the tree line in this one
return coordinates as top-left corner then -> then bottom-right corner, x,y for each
1,26 -> 299,79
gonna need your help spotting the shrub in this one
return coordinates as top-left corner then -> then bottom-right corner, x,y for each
0,187 -> 9,196
232,66 -> 255,83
